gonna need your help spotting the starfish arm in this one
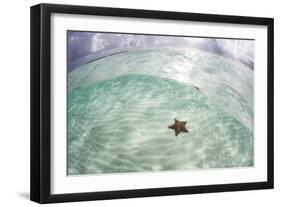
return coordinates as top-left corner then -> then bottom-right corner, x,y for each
182,127 -> 189,132
168,124 -> 175,129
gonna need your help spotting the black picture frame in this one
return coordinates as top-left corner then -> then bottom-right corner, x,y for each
30,3 -> 274,204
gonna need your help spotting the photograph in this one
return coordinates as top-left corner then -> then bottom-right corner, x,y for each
67,31 -> 255,176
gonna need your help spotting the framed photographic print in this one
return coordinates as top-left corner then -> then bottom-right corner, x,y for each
30,3 -> 274,203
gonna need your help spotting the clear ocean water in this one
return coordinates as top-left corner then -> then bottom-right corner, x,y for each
67,47 -> 254,175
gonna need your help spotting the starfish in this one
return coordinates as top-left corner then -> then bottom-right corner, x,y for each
168,119 -> 189,136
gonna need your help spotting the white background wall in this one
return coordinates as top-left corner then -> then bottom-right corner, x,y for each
0,0 -> 279,206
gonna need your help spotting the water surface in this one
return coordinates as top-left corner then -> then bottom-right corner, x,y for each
67,48 -> 254,175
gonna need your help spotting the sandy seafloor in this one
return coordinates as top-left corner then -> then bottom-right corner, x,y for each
67,47 -> 254,175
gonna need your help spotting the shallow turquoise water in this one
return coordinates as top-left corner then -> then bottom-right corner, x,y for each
67,48 -> 253,175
